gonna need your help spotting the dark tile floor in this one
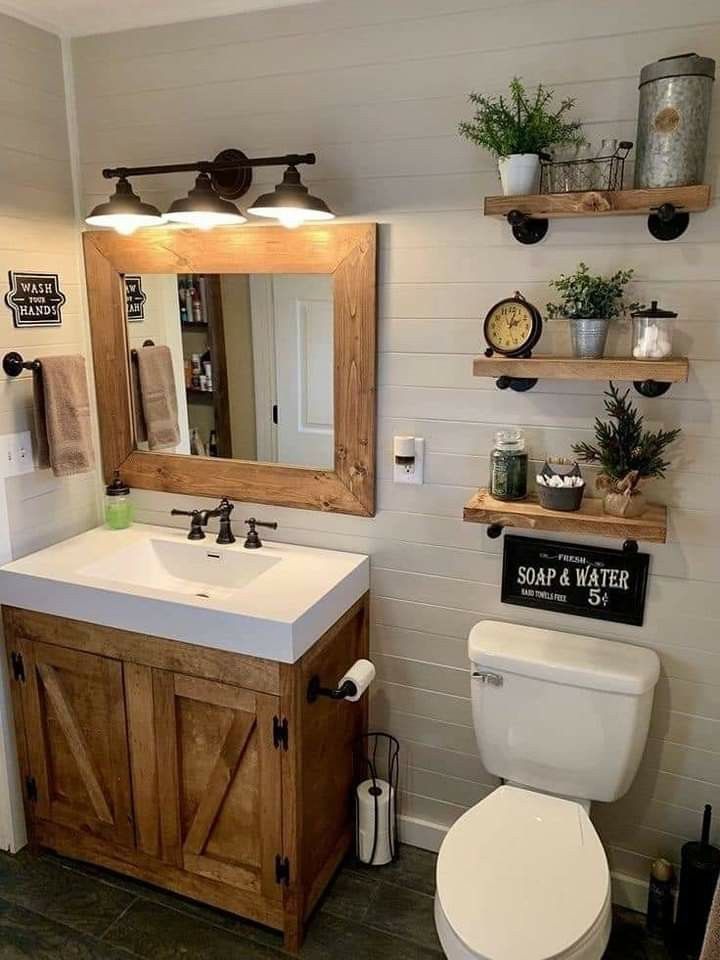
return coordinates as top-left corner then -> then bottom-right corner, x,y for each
0,844 -> 671,959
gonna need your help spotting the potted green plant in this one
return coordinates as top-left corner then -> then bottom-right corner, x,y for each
546,262 -> 641,359
459,77 -> 585,196
572,382 -> 680,518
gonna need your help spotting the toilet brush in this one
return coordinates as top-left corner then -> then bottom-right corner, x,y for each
675,805 -> 720,957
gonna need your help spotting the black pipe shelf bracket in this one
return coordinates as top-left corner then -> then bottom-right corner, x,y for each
495,375 -> 672,397
504,201 -> 692,245
507,209 -> 549,245
633,379 -> 672,398
3,352 -> 40,378
647,202 -> 690,241
495,374 -> 538,392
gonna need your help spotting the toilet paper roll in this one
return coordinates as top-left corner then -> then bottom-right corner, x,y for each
356,778 -> 395,865
339,659 -> 375,702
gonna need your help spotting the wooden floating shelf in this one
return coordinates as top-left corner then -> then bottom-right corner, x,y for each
464,489 -> 667,543
473,356 -> 689,383
484,185 -> 711,219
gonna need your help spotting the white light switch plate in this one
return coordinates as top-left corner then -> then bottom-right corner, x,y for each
0,432 -> 34,478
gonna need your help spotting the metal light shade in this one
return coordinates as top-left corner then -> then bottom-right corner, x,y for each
85,178 -> 164,234
248,165 -> 335,229
165,173 -> 246,229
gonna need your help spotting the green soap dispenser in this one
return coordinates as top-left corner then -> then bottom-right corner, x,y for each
105,471 -> 133,529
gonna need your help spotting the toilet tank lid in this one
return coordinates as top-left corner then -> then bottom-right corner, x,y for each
469,621 -> 660,694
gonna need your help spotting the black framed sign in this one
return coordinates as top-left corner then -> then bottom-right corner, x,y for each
5,271 -> 65,327
501,535 -> 650,626
125,275 -> 147,321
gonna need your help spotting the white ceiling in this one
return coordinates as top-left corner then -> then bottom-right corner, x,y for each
1,0 -> 322,37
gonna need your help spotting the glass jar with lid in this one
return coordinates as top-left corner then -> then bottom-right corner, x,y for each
104,471 -> 133,529
489,430 -> 528,501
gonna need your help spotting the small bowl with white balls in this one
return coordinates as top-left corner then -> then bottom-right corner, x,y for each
631,301 -> 676,360
536,459 -> 585,512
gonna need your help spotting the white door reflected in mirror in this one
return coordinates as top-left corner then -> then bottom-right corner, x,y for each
126,272 -> 334,470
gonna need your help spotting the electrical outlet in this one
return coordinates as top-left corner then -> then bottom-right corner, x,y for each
393,436 -> 425,485
0,432 -> 34,478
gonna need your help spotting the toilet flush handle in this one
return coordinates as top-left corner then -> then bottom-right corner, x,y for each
472,671 -> 504,687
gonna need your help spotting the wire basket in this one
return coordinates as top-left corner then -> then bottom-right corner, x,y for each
354,732 -> 399,866
540,141 -> 633,194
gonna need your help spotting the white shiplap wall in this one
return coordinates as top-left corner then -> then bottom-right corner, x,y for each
0,12 -> 101,851
0,14 -> 99,555
71,0 -> 720,885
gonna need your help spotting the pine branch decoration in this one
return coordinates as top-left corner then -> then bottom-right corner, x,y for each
572,382 -> 680,485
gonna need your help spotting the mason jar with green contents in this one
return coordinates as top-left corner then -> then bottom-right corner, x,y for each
489,429 -> 528,501
105,471 -> 133,529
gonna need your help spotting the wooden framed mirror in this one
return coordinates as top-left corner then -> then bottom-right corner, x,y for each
83,223 -> 376,516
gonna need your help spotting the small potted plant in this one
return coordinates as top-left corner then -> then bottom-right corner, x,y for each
572,382 -> 680,518
546,262 -> 641,359
459,77 -> 585,196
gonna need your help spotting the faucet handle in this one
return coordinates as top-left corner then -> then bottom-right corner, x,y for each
244,517 -> 278,549
170,507 -> 206,540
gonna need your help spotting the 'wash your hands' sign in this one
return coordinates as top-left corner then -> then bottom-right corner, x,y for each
501,535 -> 649,626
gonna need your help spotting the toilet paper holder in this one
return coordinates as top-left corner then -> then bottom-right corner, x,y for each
306,658 -> 375,704
306,674 -> 357,703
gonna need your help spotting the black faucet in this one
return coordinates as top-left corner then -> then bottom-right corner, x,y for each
244,517 -> 278,549
171,498 -> 236,544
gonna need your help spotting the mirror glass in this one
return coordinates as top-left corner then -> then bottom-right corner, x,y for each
125,273 -> 334,469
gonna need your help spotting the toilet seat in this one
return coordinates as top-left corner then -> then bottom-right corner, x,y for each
435,786 -> 611,960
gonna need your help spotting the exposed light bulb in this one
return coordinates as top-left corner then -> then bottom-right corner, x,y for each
276,209 -> 307,229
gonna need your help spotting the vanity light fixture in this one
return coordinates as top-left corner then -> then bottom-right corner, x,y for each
86,149 -> 335,233
247,165 -> 335,229
85,177 -> 164,235
165,173 -> 246,229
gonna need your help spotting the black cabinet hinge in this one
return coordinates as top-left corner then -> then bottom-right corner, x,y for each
275,854 -> 290,885
272,403 -> 278,425
11,652 -> 25,682
25,776 -> 37,803
273,715 -> 288,751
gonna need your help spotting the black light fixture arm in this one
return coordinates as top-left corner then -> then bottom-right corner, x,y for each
102,152 -> 316,181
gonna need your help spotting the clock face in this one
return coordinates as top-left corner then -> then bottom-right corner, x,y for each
484,295 -> 541,356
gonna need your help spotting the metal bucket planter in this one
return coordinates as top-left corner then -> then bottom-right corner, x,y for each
569,318 -> 609,359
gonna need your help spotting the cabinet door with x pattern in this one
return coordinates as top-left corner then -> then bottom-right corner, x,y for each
151,671 -> 283,900
11,638 -> 134,847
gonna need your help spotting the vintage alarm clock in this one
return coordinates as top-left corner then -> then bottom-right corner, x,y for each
484,291 -> 542,357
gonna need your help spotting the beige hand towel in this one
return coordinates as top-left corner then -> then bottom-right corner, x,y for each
701,877 -> 720,960
135,345 -> 180,450
33,355 -> 95,477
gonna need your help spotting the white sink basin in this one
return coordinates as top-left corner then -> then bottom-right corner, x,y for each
80,537 -> 281,599
0,524 -> 369,662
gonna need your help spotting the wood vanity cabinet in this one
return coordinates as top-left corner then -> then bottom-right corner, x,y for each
2,594 -> 369,952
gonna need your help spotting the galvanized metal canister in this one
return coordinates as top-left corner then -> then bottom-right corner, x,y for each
634,53 -> 715,188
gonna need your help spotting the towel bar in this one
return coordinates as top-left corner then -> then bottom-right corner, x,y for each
130,339 -> 155,359
3,351 -> 40,378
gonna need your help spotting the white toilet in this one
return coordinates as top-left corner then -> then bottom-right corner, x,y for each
434,620 -> 660,960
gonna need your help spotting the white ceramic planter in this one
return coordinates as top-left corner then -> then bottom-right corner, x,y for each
498,154 -> 540,195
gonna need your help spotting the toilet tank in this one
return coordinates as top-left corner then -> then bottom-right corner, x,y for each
469,621 -> 660,803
